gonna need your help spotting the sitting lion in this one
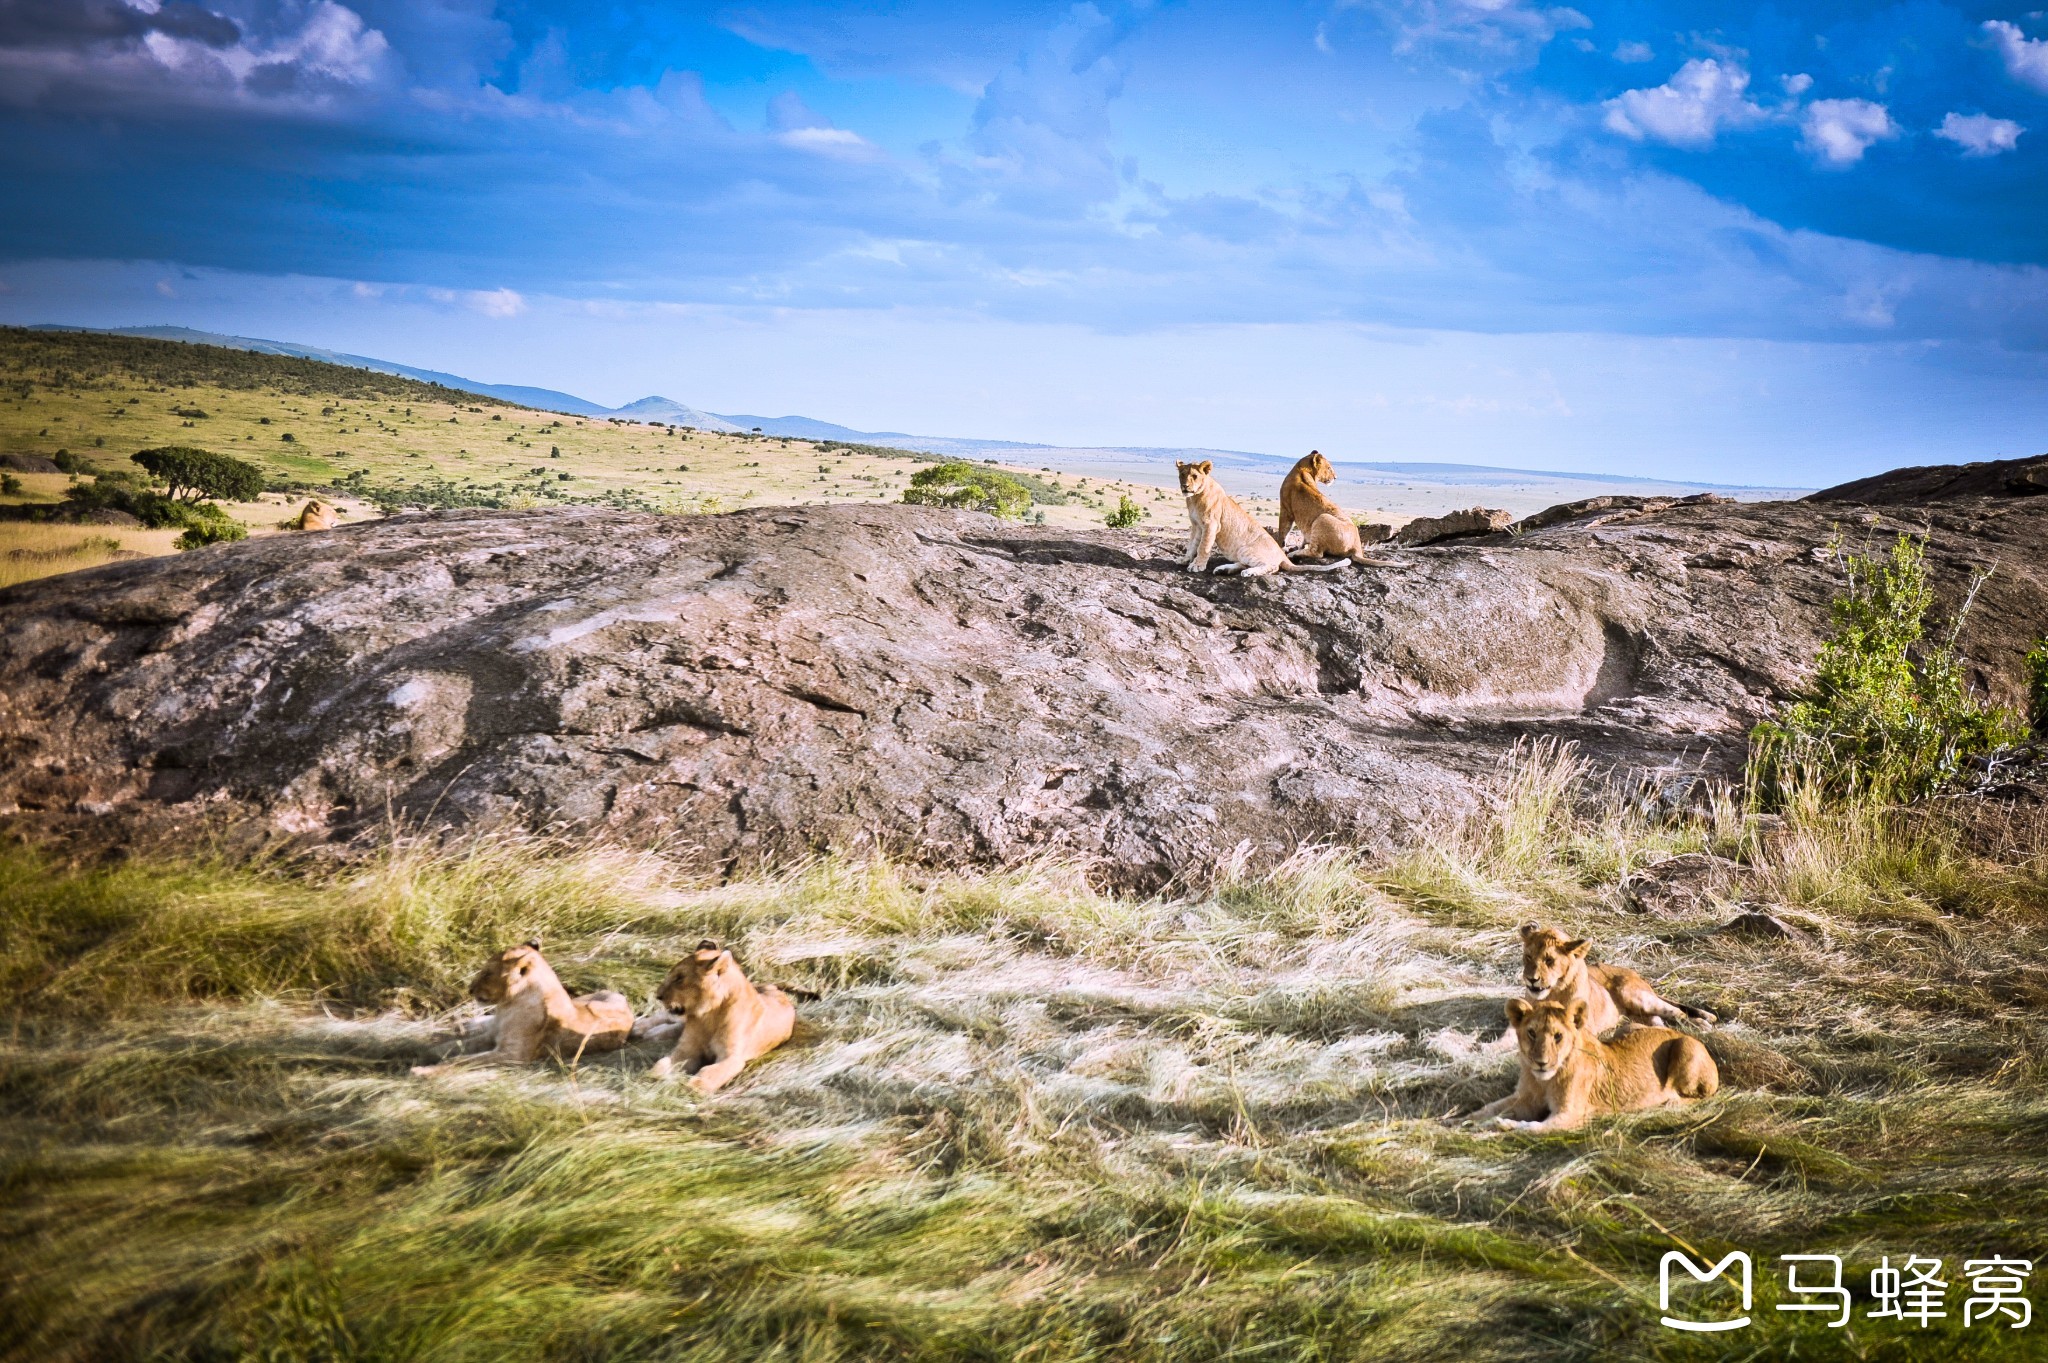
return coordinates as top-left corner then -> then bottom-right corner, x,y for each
297,500 -> 339,531
1273,451 -> 1386,563
1472,997 -> 1720,1132
1518,922 -> 1716,1033
411,941 -> 634,1075
1177,460 -> 1349,577
648,939 -> 795,1093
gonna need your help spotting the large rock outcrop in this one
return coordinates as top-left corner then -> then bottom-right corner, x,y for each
3,460 -> 2044,886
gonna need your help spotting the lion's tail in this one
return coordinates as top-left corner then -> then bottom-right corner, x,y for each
1279,556 -> 1351,574
1676,998 -> 1718,1026
772,982 -> 824,1002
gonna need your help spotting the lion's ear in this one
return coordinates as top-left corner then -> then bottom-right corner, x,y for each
1196,460 -> 1212,473
1505,998 -> 1533,1025
695,938 -> 719,952
1564,938 -> 1590,959
523,938 -> 541,951
1567,999 -> 1589,1029
1519,921 -> 1541,941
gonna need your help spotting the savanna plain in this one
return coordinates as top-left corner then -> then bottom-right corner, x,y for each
3,329 -> 2047,1362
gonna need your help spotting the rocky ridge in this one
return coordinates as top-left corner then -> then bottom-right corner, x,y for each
1,456 -> 2043,886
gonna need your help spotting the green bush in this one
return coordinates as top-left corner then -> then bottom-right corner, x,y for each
174,503 -> 248,550
901,461 -> 1033,519
62,474 -> 243,547
50,448 -> 83,473
132,445 -> 264,503
2027,638 -> 2048,737
1748,534 -> 2022,806
1105,494 -> 1142,529
0,473 -> 20,497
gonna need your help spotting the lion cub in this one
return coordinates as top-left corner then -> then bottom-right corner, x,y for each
1519,923 -> 1715,1034
411,941 -> 635,1075
1473,997 -> 1719,1131
1274,451 -> 1382,563
648,940 -> 796,1093
1177,460 -> 1349,578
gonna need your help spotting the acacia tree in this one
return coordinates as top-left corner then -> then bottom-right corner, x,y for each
131,446 -> 265,504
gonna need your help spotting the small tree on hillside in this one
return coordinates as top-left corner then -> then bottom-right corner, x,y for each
131,446 -> 264,504
1105,494 -> 1142,528
901,461 -> 1032,520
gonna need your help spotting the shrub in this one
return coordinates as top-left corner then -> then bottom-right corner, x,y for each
901,461 -> 1032,519
2028,638 -> 2048,737
132,446 -> 264,503
1105,494 -> 1142,528
1748,535 -> 2022,806
63,473 -> 243,545
0,473 -> 20,497
174,503 -> 248,550
50,449 -> 82,472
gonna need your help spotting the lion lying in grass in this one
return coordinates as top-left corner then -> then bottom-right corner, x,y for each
411,941 -> 635,1075
1519,922 -> 1715,1032
1472,997 -> 1720,1132
648,939 -> 796,1093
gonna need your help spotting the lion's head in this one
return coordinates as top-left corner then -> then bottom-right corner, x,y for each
1175,459 -> 1214,494
657,939 -> 742,1015
1505,996 -> 1586,1080
1518,922 -> 1590,999
469,940 -> 556,1005
1304,450 -> 1334,484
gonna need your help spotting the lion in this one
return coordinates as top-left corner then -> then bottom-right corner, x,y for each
410,941 -> 634,1075
1176,460 -> 1350,577
1471,997 -> 1720,1132
648,939 -> 796,1093
297,500 -> 338,531
1274,451 -> 1385,563
1518,922 -> 1716,1033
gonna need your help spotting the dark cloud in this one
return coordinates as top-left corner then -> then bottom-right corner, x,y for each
0,0 -> 237,49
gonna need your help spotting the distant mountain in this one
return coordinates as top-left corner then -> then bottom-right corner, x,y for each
33,324 -> 1800,498
608,397 -> 743,431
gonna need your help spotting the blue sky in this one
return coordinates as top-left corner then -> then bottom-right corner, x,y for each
2,0 -> 2045,485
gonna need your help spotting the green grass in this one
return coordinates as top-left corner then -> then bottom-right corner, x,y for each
5,754 -> 2048,1361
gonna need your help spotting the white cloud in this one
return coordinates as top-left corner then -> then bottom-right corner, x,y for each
1936,111 -> 2024,155
1603,59 -> 1767,148
1781,72 -> 1813,96
429,286 -> 526,318
1985,19 -> 2048,93
778,125 -> 872,155
1799,97 -> 1897,165
1370,0 -> 1591,60
1614,40 -> 1653,63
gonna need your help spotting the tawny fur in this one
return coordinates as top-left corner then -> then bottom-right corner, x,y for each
1471,997 -> 1720,1132
1518,922 -> 1716,1033
297,500 -> 338,531
1176,460 -> 1348,578
411,942 -> 634,1075
1273,451 -> 1374,563
649,940 -> 795,1093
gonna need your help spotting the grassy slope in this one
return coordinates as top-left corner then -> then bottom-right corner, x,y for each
0,329 -> 1211,588
5,748 -> 2046,1362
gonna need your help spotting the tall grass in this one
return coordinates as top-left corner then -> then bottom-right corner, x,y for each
3,754 -> 2046,1362
0,523 -> 169,589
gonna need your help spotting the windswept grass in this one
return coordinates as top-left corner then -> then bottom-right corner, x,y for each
4,754 -> 2048,1362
